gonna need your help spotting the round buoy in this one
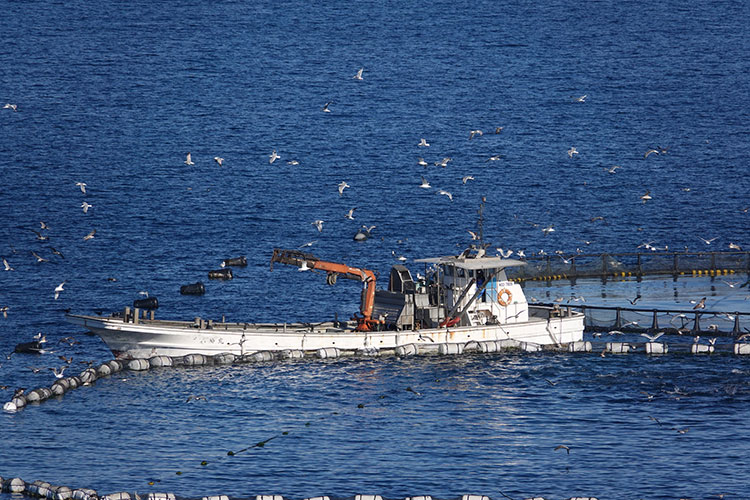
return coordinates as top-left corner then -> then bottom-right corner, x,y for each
3,478 -> 26,493
96,363 -> 113,377
3,401 -> 17,412
11,396 -> 26,409
79,368 -> 98,384
106,360 -> 124,373
72,489 -> 97,500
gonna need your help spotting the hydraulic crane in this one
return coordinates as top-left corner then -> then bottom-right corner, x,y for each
270,248 -> 380,331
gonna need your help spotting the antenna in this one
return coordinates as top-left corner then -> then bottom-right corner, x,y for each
476,196 -> 486,247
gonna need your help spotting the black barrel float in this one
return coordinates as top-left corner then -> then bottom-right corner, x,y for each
133,296 -> 159,309
221,256 -> 247,267
14,340 -> 45,354
208,268 -> 233,280
180,282 -> 206,295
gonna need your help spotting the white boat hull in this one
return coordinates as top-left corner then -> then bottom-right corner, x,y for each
67,308 -> 584,359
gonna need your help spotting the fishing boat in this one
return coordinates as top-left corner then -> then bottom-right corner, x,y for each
66,245 -> 584,359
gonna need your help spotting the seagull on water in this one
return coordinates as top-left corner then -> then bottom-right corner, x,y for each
312,220 -> 324,232
269,150 -> 280,164
391,250 -> 407,262
338,181 -> 350,196
567,147 -> 579,158
353,68 -> 364,80
542,225 -> 555,235
214,156 -> 224,167
437,189 -> 453,201
83,229 -> 96,241
487,154 -> 502,161
184,152 -> 194,166
54,282 -> 65,300
76,182 -> 87,194
419,176 -> 431,189
81,201 -> 92,213
286,159 -> 299,166
418,138 -> 429,147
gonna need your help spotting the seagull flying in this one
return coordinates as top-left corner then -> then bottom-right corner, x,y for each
3,103 -> 18,112
83,229 -> 96,241
607,165 -> 621,174
214,156 -> 224,167
31,251 -> 48,263
49,366 -> 67,379
2,257 -> 13,271
692,297 -> 707,310
567,147 -> 579,158
353,68 -> 364,80
574,94 -> 587,102
462,175 -> 475,184
54,281 -> 65,300
418,138 -> 429,147
322,101 -> 333,112
269,150 -> 280,164
417,158 -> 428,167
419,176 -> 431,189
184,152 -> 194,166
338,181 -> 350,196
344,207 -> 357,220
76,182 -> 87,194
644,148 -> 659,159
469,129 -> 483,140
81,201 -> 92,213
641,332 -> 664,342
698,236 -> 718,245
312,220 -> 324,232
640,190 -> 652,203
437,189 -> 453,201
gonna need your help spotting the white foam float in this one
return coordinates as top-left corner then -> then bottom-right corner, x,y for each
317,347 -> 340,359
79,368 -> 98,384
521,342 -> 542,352
438,343 -> 464,355
645,342 -> 668,354
127,359 -> 150,371
303,497 -> 330,500
462,495 -> 490,500
3,401 -> 17,412
11,396 -> 26,409
146,493 -> 176,500
256,496 -> 283,500
355,495 -> 382,500
102,492 -> 131,500
26,480 -> 50,496
183,353 -> 209,366
245,351 -> 274,362
107,360 -> 124,372
96,363 -> 113,377
72,488 -> 98,500
51,380 -> 70,396
569,497 -> 599,500
202,496 -> 229,500
734,343 -> 750,355
476,340 -> 498,353
356,347 -> 380,357
404,496 -> 432,500
51,485 -> 73,500
3,478 -> 26,492
691,344 -> 714,354
279,350 -> 305,360
213,353 -> 236,365
149,356 -> 173,368
568,341 -> 592,352
606,342 -> 631,354
497,338 -> 523,350
395,343 -> 418,357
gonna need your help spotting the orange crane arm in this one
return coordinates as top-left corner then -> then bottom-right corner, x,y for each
270,249 -> 379,331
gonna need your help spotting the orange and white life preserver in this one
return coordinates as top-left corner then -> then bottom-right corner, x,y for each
497,288 -> 513,307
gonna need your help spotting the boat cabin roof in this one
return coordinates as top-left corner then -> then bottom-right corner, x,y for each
414,255 -> 526,271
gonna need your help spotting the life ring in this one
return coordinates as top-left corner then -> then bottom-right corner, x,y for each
497,288 -> 513,307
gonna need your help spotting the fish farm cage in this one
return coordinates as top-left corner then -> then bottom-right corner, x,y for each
506,250 -> 750,282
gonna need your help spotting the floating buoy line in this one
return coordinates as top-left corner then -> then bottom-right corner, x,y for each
0,479 -> 600,500
5,336 -> 750,413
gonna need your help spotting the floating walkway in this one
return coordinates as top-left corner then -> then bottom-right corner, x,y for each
5,336 -> 750,413
508,250 -> 750,282
1,478 -> 598,500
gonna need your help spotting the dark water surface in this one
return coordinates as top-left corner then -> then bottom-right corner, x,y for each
1,0 -> 749,498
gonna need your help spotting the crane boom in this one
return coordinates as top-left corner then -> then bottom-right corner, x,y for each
269,248 -> 379,331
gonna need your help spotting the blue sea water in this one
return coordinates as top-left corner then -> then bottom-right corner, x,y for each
1,0 -> 749,498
